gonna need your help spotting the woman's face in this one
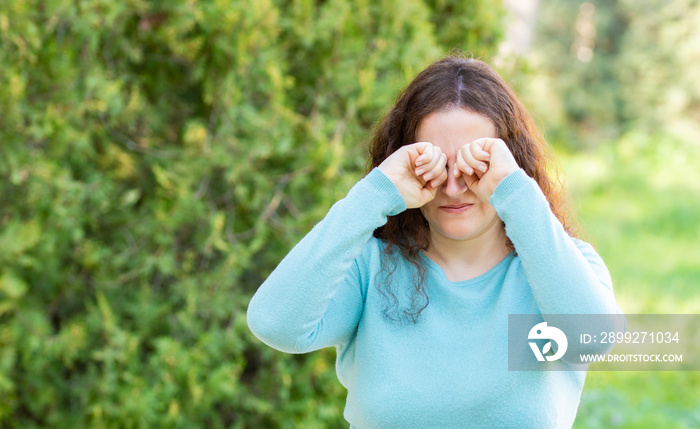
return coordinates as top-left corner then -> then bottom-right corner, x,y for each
416,108 -> 504,243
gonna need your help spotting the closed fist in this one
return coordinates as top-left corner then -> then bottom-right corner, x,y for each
454,137 -> 520,203
378,142 -> 448,209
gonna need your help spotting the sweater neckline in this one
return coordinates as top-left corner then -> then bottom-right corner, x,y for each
419,250 -> 515,286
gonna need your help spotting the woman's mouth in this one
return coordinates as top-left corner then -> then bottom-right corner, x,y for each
439,203 -> 473,214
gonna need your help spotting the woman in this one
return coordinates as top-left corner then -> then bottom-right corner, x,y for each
247,56 -> 622,428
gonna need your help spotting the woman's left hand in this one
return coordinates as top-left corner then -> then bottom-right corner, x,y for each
454,138 -> 520,203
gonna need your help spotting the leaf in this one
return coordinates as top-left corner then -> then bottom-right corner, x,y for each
0,270 -> 28,300
0,219 -> 41,258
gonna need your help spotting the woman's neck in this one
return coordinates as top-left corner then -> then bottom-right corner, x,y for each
424,222 -> 510,282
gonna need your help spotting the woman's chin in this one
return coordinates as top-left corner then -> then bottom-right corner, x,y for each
432,226 -> 479,241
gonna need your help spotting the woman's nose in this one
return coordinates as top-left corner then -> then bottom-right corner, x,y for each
441,165 -> 468,198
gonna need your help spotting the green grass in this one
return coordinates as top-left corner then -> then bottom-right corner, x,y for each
558,136 -> 700,428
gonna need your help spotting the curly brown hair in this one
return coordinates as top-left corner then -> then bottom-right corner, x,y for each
367,55 -> 575,322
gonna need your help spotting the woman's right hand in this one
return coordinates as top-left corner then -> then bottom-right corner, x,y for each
377,142 -> 447,209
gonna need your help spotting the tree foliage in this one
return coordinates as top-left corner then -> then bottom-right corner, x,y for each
0,0 -> 503,426
524,0 -> 700,150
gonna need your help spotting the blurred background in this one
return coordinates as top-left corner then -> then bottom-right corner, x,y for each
0,0 -> 698,427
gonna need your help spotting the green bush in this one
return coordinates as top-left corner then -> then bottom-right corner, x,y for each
0,0 -> 502,426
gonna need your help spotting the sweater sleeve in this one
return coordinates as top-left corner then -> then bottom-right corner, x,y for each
489,169 -> 623,317
246,168 -> 406,354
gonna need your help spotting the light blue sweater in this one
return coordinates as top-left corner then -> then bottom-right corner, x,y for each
247,168 -> 622,428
